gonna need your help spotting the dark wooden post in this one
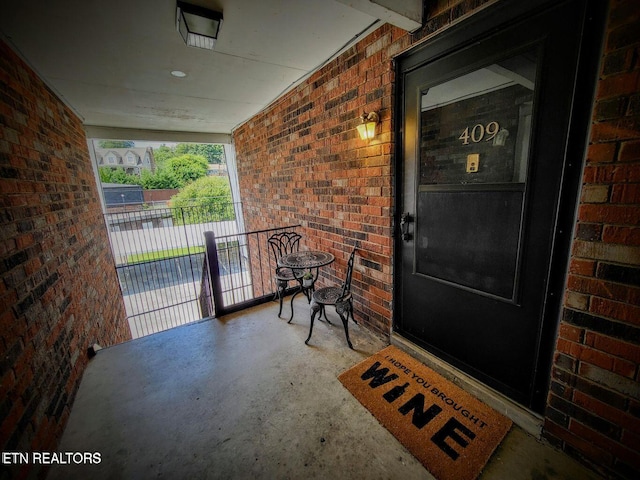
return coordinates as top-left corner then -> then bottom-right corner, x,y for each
204,231 -> 225,317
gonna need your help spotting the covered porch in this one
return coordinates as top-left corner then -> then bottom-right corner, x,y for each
2,1 -> 639,479
47,299 -> 599,480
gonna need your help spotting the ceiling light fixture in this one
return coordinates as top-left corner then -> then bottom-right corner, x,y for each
171,70 -> 187,78
176,1 -> 223,50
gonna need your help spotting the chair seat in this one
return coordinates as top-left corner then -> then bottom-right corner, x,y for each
312,286 -> 343,305
275,269 -> 300,282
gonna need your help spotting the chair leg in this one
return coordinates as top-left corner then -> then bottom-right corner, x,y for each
278,287 -> 284,317
337,311 -> 353,349
349,299 -> 357,324
303,285 -> 313,303
288,286 -> 303,324
321,306 -> 332,325
336,300 -> 354,349
307,301 -> 321,345
275,280 -> 287,318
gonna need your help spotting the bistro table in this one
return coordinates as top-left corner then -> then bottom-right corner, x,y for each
277,250 -> 335,323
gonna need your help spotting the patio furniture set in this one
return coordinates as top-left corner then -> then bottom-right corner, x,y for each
268,232 -> 357,349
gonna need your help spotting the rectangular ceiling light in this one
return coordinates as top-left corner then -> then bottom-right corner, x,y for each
176,1 -> 223,50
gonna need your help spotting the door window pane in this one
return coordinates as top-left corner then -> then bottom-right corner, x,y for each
420,51 -> 537,185
415,49 -> 538,299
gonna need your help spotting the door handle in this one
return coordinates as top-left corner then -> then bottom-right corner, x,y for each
400,212 -> 413,241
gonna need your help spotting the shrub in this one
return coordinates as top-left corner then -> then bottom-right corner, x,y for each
170,176 -> 235,224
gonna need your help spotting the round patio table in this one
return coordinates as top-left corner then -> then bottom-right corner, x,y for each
278,250 -> 334,323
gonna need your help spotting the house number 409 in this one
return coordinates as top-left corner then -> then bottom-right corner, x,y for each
459,121 -> 500,145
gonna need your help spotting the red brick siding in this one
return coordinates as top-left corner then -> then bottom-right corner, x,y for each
233,24 -> 411,335
0,41 -> 130,479
545,1 -> 640,478
0,1 -> 631,479
234,0 -> 639,478
233,0 -> 500,335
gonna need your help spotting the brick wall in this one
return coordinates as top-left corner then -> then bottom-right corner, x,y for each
0,41 -> 130,479
231,0 -> 504,339
544,1 -> 640,478
233,24 -> 412,335
233,0 -> 639,478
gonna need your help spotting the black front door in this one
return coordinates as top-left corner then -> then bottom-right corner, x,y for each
394,0 -> 604,411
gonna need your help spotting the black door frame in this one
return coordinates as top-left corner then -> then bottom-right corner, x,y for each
393,0 -> 606,412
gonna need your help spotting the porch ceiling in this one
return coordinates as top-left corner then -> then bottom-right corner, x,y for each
0,0 -> 417,139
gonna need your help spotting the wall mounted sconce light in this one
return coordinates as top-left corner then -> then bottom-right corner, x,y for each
176,1 -> 223,50
357,111 -> 379,140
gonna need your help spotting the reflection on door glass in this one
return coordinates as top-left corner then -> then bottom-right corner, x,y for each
420,50 -> 537,185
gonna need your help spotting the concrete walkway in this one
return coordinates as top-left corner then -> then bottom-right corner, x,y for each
48,299 -> 602,480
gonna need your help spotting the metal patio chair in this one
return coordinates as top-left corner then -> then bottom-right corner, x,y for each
307,247 -> 357,349
268,231 -> 303,317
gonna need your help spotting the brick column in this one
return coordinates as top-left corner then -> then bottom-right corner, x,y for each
544,1 -> 640,477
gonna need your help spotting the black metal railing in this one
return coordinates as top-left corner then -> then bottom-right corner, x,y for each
199,225 -> 302,317
105,201 -> 303,336
105,202 -> 242,338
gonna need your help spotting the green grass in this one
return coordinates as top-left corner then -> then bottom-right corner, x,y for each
127,246 -> 205,263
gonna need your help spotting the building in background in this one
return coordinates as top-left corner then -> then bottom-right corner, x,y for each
95,147 -> 156,175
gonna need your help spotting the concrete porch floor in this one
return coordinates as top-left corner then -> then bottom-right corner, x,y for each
48,298 -> 602,480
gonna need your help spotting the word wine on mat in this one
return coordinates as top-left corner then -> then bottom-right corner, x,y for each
360,358 -> 490,461
340,345 -> 512,480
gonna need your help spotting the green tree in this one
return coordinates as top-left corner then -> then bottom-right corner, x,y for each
175,143 -> 224,164
98,145 -> 219,190
139,168 -> 181,189
153,145 -> 176,170
170,176 -> 235,224
98,140 -> 135,148
99,166 -> 114,183
99,167 -> 141,185
166,154 -> 209,185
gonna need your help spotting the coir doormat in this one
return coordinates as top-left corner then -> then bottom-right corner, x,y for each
338,346 -> 512,480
